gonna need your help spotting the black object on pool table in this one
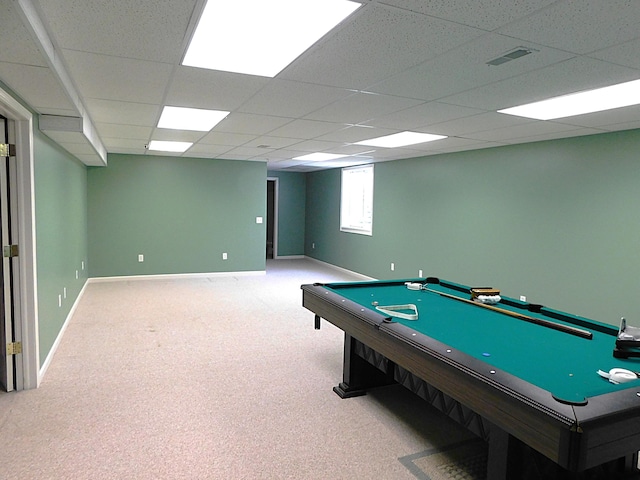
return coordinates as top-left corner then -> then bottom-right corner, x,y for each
614,317 -> 640,358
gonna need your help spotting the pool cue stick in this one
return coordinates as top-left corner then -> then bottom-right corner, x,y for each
423,287 -> 593,340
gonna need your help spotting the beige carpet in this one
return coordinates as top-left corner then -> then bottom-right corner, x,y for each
0,259 -> 477,479
400,439 -> 487,480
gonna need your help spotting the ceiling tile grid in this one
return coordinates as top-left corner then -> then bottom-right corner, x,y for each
0,0 -> 637,171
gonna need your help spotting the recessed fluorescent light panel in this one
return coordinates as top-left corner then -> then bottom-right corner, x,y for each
294,152 -> 349,161
355,131 -> 447,148
148,140 -> 193,153
183,0 -> 361,77
498,79 -> 640,120
158,106 -> 229,131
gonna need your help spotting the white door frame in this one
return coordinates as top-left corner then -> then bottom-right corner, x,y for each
0,85 -> 39,390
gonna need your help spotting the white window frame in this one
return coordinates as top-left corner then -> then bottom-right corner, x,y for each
340,164 -> 374,236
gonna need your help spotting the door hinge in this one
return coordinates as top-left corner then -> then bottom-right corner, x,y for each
6,342 -> 22,355
0,143 -> 16,157
3,244 -> 18,258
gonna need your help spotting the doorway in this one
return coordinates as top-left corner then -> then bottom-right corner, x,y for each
0,114 -> 14,392
0,85 -> 38,391
266,178 -> 278,259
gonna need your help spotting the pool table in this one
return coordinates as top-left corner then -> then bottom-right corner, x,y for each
301,277 -> 640,479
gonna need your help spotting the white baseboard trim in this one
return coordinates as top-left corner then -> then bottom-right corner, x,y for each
304,256 -> 376,280
39,278 -> 89,381
273,255 -> 305,259
88,270 -> 266,283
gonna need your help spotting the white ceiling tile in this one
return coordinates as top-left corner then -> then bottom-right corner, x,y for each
151,129 -> 204,142
553,104 -> 640,130
599,121 -> 640,133
315,125 -> 396,143
198,131 -> 254,147
427,112 -> 533,136
267,119 -> 344,140
165,68 -> 270,111
63,50 -> 173,104
423,137 -> 506,153
238,79 -> 351,118
497,0 -> 640,55
370,33 -> 575,101
222,146 -> 278,158
379,0 -> 557,30
465,120 -> 590,142
0,3 -> 48,66
241,136 -> 302,150
442,57 -> 640,111
36,0 -> 197,62
305,91 -> 423,124
216,113 -> 292,136
85,99 -> 161,126
95,123 -> 152,140
434,140 -> 507,153
281,139 -> 346,154
0,63 -> 76,113
589,38 -> 640,71
282,2 -> 485,89
504,127 -> 607,145
103,137 -> 148,152
186,143 -> 234,157
364,102 -> 484,130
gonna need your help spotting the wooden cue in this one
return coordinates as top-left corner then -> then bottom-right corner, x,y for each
423,287 -> 593,340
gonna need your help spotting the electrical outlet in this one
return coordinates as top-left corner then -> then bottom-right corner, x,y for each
81,261 -> 85,270
520,295 -> 527,302
58,295 -> 62,307
312,242 -> 315,249
76,270 -> 79,279
390,262 -> 395,271
222,252 -> 228,260
419,269 -> 423,278
63,287 -> 67,299
138,254 -> 144,262
256,216 -> 263,224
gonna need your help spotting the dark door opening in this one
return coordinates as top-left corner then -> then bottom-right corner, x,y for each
266,179 -> 275,259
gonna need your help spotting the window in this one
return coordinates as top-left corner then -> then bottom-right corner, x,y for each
340,164 -> 374,235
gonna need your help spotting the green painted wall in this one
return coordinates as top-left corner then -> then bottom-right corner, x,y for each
306,128 -> 640,326
34,129 -> 89,365
267,171 -> 306,256
88,154 -> 266,277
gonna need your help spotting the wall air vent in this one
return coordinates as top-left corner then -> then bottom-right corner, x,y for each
487,47 -> 533,66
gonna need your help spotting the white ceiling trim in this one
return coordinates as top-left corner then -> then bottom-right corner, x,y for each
14,0 -> 107,166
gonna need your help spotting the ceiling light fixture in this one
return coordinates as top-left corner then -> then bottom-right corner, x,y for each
148,140 -> 193,153
294,152 -> 350,161
158,106 -> 229,131
182,0 -> 361,77
355,131 -> 447,148
498,78 -> 640,120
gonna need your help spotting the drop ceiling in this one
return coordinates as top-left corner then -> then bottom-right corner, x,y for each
1,0 -> 639,171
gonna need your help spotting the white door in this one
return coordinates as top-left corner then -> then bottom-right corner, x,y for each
0,114 -> 16,392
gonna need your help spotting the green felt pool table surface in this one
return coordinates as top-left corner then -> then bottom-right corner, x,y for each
323,278 -> 639,404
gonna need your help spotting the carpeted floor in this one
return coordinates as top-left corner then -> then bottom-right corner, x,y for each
0,259 -> 478,479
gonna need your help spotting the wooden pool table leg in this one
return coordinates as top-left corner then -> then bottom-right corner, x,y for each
333,333 -> 395,398
486,426 -> 520,480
